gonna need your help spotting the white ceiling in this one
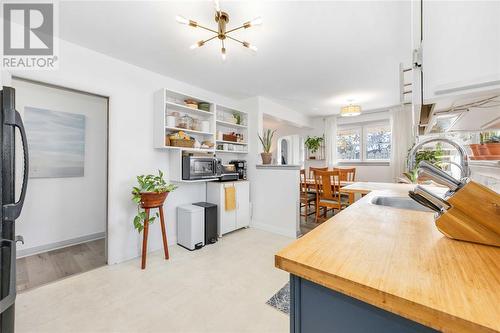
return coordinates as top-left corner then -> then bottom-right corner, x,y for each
59,1 -> 411,116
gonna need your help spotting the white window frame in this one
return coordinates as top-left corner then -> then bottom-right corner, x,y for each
337,120 -> 391,164
337,126 -> 362,162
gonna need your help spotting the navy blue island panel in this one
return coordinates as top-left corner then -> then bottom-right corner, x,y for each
290,275 -> 440,333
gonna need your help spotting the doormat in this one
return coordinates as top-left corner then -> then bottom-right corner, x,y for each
266,282 -> 290,315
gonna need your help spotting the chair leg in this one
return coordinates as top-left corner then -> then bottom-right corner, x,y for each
159,206 -> 169,260
141,208 -> 150,270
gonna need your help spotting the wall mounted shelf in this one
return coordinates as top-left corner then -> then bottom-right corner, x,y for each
216,140 -> 247,146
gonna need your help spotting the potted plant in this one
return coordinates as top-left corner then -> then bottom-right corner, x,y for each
484,134 -> 500,156
304,136 -> 324,159
131,170 -> 177,232
258,129 -> 276,164
477,132 -> 490,157
232,112 -> 242,125
400,144 -> 443,183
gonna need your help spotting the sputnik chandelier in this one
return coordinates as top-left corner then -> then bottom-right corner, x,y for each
176,0 -> 262,60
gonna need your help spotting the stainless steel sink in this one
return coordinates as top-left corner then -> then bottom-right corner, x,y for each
371,196 -> 433,212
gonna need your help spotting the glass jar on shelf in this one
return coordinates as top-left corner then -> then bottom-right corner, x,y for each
192,118 -> 201,131
177,114 -> 193,129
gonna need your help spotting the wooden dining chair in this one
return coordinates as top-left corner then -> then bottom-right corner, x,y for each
300,169 -> 316,219
309,166 -> 328,179
314,170 -> 348,223
334,167 -> 356,182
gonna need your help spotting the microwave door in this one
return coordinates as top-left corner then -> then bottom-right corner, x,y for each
0,86 -> 30,333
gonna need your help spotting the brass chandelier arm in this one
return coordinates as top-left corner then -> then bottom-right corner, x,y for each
225,25 -> 246,35
197,24 -> 219,34
225,35 -> 245,45
202,35 -> 219,44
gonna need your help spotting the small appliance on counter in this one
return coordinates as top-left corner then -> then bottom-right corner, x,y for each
229,160 -> 247,180
193,202 -> 218,244
219,164 -> 239,182
182,153 -> 221,180
177,205 -> 205,250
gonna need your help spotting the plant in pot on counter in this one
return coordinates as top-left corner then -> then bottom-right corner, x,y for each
258,129 -> 276,164
304,136 -> 324,159
131,170 -> 177,232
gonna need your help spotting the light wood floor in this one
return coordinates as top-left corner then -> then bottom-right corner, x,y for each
16,238 -> 106,292
299,205 -> 337,235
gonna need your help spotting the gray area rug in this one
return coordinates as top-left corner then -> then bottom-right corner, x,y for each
266,282 -> 290,315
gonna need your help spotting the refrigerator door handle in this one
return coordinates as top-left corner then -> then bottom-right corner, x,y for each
3,111 -> 29,221
0,239 -> 16,314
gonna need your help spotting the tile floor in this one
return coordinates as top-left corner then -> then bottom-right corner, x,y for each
15,228 -> 292,333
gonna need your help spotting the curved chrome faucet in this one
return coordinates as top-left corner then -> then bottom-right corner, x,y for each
407,138 -> 470,179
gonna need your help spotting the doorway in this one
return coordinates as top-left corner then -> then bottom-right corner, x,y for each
11,77 -> 108,291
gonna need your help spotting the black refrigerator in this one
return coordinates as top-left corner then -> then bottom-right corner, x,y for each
0,86 -> 29,333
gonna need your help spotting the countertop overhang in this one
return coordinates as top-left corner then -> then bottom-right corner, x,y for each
275,183 -> 500,333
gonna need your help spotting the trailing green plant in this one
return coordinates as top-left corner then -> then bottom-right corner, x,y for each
258,129 -> 276,153
304,136 -> 324,154
232,112 -> 242,125
403,143 -> 444,183
131,170 -> 177,232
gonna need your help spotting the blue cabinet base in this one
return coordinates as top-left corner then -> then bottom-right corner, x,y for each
290,275 -> 439,333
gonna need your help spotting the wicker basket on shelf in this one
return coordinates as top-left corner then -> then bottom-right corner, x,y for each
165,136 -> 195,148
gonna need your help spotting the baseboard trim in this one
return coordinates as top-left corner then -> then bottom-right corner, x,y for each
250,220 -> 297,238
17,232 -> 106,258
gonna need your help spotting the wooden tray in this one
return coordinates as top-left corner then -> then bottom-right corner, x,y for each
223,134 -> 237,142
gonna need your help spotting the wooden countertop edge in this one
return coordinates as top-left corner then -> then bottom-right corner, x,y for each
275,255 -> 497,333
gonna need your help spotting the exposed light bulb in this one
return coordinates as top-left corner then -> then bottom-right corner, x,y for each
243,42 -> 258,52
250,16 -> 263,26
221,47 -> 227,61
176,15 -> 189,25
190,40 -> 204,49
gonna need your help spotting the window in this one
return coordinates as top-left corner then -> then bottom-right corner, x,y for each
337,122 -> 391,162
365,123 -> 391,160
337,128 -> 361,160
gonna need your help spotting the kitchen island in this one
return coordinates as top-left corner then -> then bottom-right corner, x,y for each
275,183 -> 500,333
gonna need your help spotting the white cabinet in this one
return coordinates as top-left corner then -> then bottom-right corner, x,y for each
206,181 -> 250,237
421,1 -> 500,100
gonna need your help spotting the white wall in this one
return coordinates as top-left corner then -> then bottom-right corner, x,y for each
251,167 -> 300,238
423,1 -> 500,99
258,97 -> 313,128
4,38 -> 246,264
13,79 -> 107,256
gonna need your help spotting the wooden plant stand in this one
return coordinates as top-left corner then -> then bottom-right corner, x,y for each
140,192 -> 169,269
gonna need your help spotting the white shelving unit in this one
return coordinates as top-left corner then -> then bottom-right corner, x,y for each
154,88 -> 216,152
154,89 -> 249,181
215,105 -> 249,154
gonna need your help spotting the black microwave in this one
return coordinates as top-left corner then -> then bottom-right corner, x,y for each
182,155 -> 221,180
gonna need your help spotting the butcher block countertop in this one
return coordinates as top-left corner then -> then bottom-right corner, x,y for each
275,182 -> 500,333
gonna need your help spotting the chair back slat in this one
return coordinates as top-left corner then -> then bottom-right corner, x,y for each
314,170 -> 341,202
334,167 -> 356,182
309,166 -> 328,179
300,169 -> 307,195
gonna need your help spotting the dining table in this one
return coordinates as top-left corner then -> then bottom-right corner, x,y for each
304,178 -> 356,204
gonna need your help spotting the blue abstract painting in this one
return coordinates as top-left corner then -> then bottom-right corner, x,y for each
25,107 -> 85,178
